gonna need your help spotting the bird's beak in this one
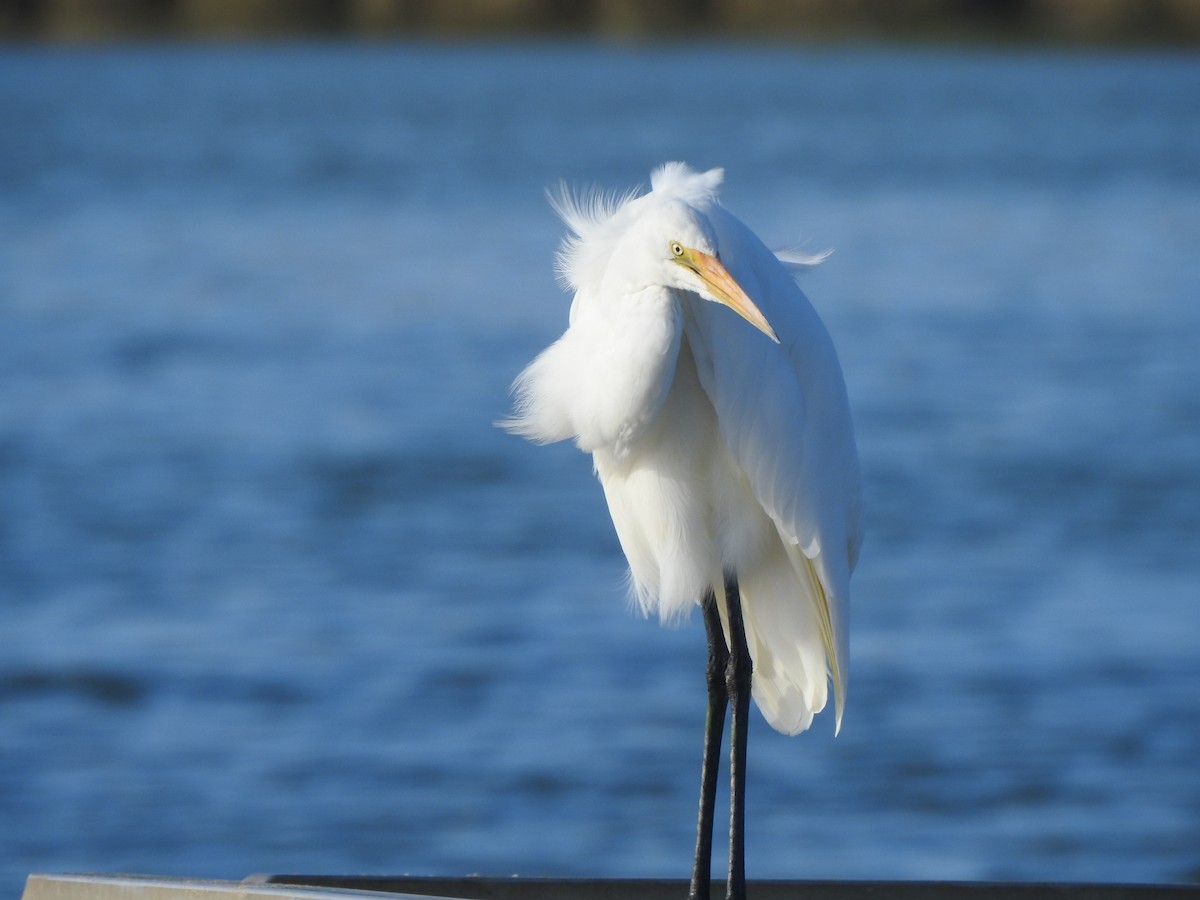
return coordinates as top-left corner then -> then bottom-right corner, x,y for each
680,248 -> 780,343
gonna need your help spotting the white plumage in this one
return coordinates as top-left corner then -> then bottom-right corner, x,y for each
504,162 -> 863,736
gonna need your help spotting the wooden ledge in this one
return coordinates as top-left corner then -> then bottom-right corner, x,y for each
22,873 -> 1200,900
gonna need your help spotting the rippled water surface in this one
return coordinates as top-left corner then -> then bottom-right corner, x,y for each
1,42 -> 1198,895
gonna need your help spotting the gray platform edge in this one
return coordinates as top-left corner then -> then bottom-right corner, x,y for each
21,876 -> 469,900
21,873 -> 1200,900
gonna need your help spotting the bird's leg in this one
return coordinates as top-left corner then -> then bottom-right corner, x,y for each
724,571 -> 752,900
688,587 -> 729,900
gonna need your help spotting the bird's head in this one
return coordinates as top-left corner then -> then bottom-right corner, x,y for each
631,199 -> 780,344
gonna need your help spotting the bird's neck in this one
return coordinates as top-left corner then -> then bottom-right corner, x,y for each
582,285 -> 682,460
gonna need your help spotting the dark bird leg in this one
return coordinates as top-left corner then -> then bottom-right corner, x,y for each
724,571 -> 752,900
688,588 -> 729,900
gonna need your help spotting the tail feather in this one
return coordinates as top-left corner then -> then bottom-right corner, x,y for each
782,538 -> 847,734
722,535 -> 839,736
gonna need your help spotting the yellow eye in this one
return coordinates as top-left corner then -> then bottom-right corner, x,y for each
670,241 -> 685,258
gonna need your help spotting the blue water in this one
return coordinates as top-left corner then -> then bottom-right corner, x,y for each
1,41 -> 1198,895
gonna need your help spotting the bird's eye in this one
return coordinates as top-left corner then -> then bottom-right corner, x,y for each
670,242 -> 685,258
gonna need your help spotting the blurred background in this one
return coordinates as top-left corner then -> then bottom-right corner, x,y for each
1,3 -> 1199,897
3,0 -> 1200,43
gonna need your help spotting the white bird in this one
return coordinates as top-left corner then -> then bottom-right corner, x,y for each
502,163 -> 863,900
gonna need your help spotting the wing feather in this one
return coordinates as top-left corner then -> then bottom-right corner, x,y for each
683,203 -> 862,731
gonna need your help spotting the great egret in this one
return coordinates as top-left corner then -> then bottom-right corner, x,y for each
502,163 -> 863,900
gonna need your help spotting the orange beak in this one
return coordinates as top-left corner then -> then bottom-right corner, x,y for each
678,247 -> 779,343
